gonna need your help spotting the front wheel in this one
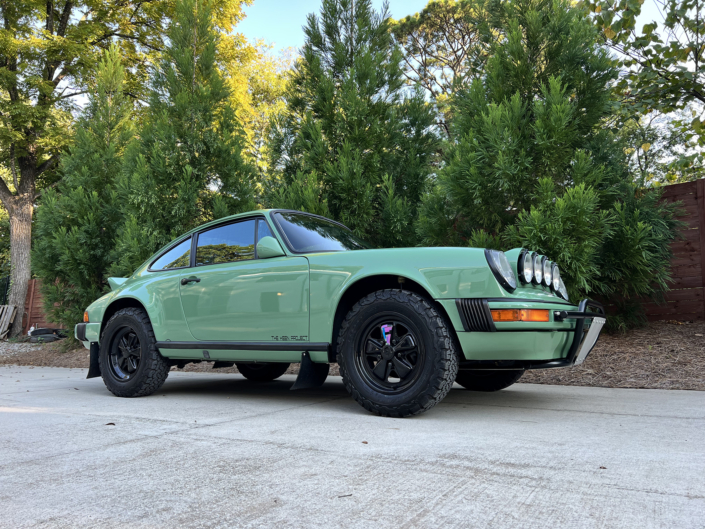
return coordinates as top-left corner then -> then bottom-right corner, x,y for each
455,370 -> 524,392
337,290 -> 458,417
99,308 -> 170,398
235,362 -> 290,382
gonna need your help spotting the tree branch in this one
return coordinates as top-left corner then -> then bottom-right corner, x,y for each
57,0 -> 73,37
0,175 -> 15,208
9,144 -> 18,190
53,89 -> 89,101
36,154 -> 60,175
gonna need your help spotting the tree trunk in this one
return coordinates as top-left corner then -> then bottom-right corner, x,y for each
8,197 -> 33,337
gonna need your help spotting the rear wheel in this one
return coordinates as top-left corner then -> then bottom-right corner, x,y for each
455,370 -> 524,392
235,362 -> 290,382
100,308 -> 169,398
337,290 -> 458,417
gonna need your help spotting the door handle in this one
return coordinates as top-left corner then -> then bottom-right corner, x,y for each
181,277 -> 201,285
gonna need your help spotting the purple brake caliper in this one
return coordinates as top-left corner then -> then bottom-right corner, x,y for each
381,324 -> 393,345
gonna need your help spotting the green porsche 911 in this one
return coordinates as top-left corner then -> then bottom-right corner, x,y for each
75,209 -> 605,417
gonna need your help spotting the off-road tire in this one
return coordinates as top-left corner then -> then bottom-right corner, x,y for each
455,370 -> 524,392
337,290 -> 459,417
236,362 -> 290,382
100,307 -> 170,398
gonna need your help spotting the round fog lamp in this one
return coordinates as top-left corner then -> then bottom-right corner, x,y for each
552,264 -> 561,292
532,253 -> 543,285
543,259 -> 552,287
519,251 -> 533,284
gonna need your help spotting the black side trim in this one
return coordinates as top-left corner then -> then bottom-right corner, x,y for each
485,297 -> 575,306
456,299 -> 496,332
76,323 -> 87,341
156,341 -> 330,352
490,328 -> 573,333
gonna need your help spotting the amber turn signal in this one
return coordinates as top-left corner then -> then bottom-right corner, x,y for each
491,309 -> 549,322
83,311 -> 89,323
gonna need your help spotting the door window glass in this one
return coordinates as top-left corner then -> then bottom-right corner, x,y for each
196,220 -> 255,266
257,219 -> 274,242
151,238 -> 191,270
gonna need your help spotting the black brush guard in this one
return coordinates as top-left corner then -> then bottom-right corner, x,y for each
458,299 -> 606,371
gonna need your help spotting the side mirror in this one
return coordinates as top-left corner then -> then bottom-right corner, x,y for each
257,236 -> 286,259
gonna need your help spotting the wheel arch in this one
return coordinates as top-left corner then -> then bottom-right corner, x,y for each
100,297 -> 148,340
329,274 -> 457,363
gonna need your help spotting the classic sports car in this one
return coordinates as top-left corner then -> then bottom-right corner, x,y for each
76,210 -> 605,417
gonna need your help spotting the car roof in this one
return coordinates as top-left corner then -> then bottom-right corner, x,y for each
184,209 -> 351,235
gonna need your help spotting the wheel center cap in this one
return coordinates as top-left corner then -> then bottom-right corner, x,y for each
381,345 -> 394,360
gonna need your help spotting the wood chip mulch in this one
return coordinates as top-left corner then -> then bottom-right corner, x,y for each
1,321 -> 703,390
521,320 -> 704,390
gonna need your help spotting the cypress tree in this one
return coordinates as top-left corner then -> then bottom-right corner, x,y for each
110,0 -> 255,277
33,46 -> 133,328
268,0 -> 440,248
417,0 -> 680,329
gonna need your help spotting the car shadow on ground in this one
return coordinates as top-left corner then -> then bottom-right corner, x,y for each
132,373 -> 566,416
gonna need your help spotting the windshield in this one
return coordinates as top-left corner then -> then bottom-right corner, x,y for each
272,212 -> 370,253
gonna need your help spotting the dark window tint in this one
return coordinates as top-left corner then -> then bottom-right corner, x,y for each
257,219 -> 273,243
196,220 -> 255,266
273,212 -> 370,253
151,238 -> 191,270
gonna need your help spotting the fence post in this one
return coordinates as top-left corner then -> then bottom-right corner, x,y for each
697,180 -> 705,320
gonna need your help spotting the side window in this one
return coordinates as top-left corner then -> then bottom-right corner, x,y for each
257,218 -> 274,243
196,220 -> 255,266
151,238 -> 191,270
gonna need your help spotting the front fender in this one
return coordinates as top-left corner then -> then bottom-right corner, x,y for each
306,248 -> 505,343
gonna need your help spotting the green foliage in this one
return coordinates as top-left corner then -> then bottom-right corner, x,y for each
616,108 -> 705,185
420,0 -> 618,240
585,0 -> 704,131
268,171 -> 331,217
268,0 -> 440,247
419,0 -> 680,326
32,46 -> 134,328
505,180 -> 611,300
585,0 -> 705,175
109,0 -> 256,277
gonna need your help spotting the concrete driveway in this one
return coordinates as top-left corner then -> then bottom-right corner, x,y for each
1,365 -> 703,528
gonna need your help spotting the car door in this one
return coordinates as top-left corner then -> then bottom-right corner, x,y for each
178,217 -> 310,343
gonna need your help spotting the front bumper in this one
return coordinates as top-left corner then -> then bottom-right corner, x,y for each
75,322 -> 101,347
443,298 -> 605,368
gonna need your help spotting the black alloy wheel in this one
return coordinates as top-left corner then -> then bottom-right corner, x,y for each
355,317 -> 425,395
337,289 -> 458,417
99,307 -> 170,398
109,327 -> 142,381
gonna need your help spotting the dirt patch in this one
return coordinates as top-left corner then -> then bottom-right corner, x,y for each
521,320 -> 705,390
1,321 -> 702,390
0,340 -> 90,368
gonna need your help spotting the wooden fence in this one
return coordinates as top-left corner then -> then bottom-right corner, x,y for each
644,179 -> 705,322
22,279 -> 58,334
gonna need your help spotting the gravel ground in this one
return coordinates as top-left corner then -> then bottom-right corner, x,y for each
1,320 -> 703,390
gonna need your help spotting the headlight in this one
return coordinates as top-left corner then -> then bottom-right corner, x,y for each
518,250 -> 533,284
543,259 -> 552,287
532,253 -> 543,285
485,249 -> 517,292
557,276 -> 569,300
551,263 -> 561,292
